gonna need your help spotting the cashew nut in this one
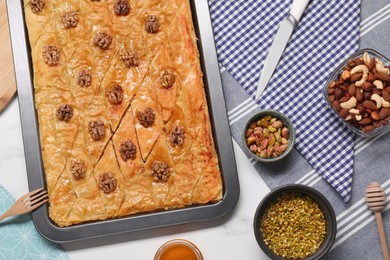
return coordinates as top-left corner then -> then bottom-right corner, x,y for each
340,96 -> 357,109
362,52 -> 371,67
373,80 -> 384,90
375,59 -> 390,75
381,97 -> 390,108
371,94 -> 382,108
351,65 -> 369,87
349,108 -> 359,115
351,64 -> 369,75
355,115 -> 362,121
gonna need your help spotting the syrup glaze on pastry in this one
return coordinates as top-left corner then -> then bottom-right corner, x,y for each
24,0 -> 223,227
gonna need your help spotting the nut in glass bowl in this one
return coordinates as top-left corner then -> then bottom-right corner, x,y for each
323,49 -> 390,137
242,110 -> 295,163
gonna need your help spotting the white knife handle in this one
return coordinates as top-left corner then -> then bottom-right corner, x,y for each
290,0 -> 310,22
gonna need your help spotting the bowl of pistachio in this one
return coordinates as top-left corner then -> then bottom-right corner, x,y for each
253,184 -> 337,260
242,110 -> 295,162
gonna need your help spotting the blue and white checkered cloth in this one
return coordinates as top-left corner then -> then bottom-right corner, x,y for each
209,0 -> 361,203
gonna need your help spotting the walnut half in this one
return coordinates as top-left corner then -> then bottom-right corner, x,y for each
62,10 -> 78,28
71,159 -> 86,180
106,85 -> 123,105
93,32 -> 112,50
56,104 -> 73,121
119,48 -> 139,68
42,45 -> 60,66
99,173 -> 117,194
114,0 -> 130,16
30,0 -> 45,13
88,120 -> 106,140
137,107 -> 155,128
145,15 -> 159,34
152,161 -> 170,182
159,70 -> 176,88
119,139 -> 136,161
78,70 -> 92,87
169,125 -> 185,146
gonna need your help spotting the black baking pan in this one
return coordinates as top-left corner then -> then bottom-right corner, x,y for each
6,0 -> 240,242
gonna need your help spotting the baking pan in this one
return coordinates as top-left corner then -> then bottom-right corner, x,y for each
6,0 -> 240,243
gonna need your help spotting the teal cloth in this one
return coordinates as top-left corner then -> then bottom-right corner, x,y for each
0,185 -> 68,260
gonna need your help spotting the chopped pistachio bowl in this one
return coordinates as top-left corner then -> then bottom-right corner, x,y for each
253,184 -> 337,260
242,110 -> 295,163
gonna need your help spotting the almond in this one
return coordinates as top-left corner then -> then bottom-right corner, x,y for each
379,108 -> 390,120
362,125 -> 376,133
382,90 -> 390,102
357,105 -> 366,115
334,88 -> 345,99
358,117 -> 371,126
339,96 -> 350,103
371,111 -> 379,121
376,72 -> 390,82
363,100 -> 378,110
339,109 -> 349,118
356,90 -> 363,102
348,84 -> 356,96
367,73 -> 376,82
332,100 -> 340,111
368,58 -> 376,71
350,72 -> 363,83
362,82 -> 373,91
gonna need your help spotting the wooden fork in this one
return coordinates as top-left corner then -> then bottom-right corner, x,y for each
0,188 -> 48,220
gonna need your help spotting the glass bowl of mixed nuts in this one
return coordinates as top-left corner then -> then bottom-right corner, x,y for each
242,110 -> 295,162
324,48 -> 390,137
253,184 -> 337,260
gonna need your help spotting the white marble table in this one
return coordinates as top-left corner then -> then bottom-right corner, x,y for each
0,98 -> 271,260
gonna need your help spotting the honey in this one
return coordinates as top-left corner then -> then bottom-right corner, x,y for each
154,239 -> 203,260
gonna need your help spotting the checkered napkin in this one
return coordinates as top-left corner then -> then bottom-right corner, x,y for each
209,0 -> 361,203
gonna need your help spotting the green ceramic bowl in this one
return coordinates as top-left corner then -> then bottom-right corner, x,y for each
242,110 -> 295,163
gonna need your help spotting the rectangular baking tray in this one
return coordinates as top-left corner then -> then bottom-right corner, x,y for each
6,0 -> 239,243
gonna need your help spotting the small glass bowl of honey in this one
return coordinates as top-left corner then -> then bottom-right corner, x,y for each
154,239 -> 203,260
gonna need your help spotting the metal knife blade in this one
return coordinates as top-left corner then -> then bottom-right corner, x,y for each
255,15 -> 297,100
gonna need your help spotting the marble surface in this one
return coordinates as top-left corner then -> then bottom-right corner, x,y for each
0,98 -> 271,260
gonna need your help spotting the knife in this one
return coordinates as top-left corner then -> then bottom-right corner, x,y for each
255,0 -> 310,100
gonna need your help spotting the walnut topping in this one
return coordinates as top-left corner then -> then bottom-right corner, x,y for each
30,0 -> 45,13
119,48 -> 139,68
119,139 -> 136,161
42,45 -> 60,66
137,107 -> 155,128
99,173 -> 117,194
169,125 -> 185,146
88,120 -> 106,140
145,15 -> 159,34
152,161 -> 170,182
56,104 -> 73,121
114,0 -> 130,15
78,70 -> 92,87
106,85 -> 123,105
71,159 -> 86,180
62,10 -> 78,28
159,71 -> 176,88
93,32 -> 112,50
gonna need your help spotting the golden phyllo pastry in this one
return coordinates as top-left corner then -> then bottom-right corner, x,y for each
24,0 -> 222,227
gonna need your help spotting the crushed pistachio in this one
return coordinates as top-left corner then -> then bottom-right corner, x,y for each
260,192 -> 326,259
